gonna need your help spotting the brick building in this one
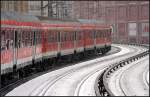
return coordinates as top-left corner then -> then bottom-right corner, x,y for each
72,1 -> 149,44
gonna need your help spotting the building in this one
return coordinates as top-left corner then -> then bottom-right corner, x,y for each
1,1 -> 73,18
28,1 -> 73,18
72,1 -> 149,44
1,1 -> 149,44
28,1 -> 42,16
1,1 -> 28,14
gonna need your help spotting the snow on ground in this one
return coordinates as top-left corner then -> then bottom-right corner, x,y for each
147,71 -> 149,84
120,56 -> 149,96
6,44 -> 147,96
108,56 -> 149,96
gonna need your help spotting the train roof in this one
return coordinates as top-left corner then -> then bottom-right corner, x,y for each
1,11 -> 111,30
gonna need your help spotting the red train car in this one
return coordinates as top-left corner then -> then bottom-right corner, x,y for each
1,12 -> 112,76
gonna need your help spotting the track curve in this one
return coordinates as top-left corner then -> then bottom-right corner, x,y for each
104,53 -> 149,96
6,44 -> 147,96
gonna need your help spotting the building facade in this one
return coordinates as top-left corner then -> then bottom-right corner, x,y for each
72,1 -> 149,44
1,1 -> 28,14
1,1 -> 149,44
1,1 -> 73,18
28,1 -> 73,18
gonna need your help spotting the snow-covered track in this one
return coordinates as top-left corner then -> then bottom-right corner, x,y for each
5,44 -> 148,96
97,44 -> 149,96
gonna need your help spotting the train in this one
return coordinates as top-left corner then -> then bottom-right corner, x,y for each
1,12 -> 112,82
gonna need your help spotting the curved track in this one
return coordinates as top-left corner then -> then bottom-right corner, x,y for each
6,44 -> 147,96
146,71 -> 149,85
106,55 -> 149,96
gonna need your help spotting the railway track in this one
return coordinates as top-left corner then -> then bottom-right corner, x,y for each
143,66 -> 149,89
96,44 -> 149,96
146,71 -> 149,85
0,46 -> 120,96
120,57 -> 149,96
4,44 -> 148,96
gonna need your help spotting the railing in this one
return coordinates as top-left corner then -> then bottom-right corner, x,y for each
95,44 -> 149,96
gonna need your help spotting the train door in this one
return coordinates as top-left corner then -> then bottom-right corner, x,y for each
34,29 -> 42,61
17,28 -> 33,67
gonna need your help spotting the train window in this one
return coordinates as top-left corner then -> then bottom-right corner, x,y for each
86,31 -> 93,39
68,32 -> 71,41
48,31 -> 55,43
28,30 -> 32,46
96,31 -> 99,38
104,29 -> 107,37
23,31 -> 27,47
68,32 -> 74,41
61,32 -> 67,42
1,29 -> 14,50
102,30 -> 104,38
78,31 -> 84,40
61,32 -> 74,42
51,31 -> 57,42
92,31 -> 95,39
71,32 -> 74,41
31,30 -> 34,46
77,32 -> 81,40
99,30 -> 102,38
21,31 -> 25,47
54,32 -> 57,42
60,32 -> 64,42
17,30 -> 22,48
107,30 -> 109,38
35,31 -> 38,44
106,29 -> 109,37
22,30 -> 31,47
39,30 -> 42,44
103,30 -> 105,38
1,30 -> 6,51
74,32 -> 76,41
100,30 -> 102,37
64,32 -> 68,41
47,32 -> 51,42
67,32 -> 71,41
36,30 -> 41,44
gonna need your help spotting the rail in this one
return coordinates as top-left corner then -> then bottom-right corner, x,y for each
95,44 -> 149,96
